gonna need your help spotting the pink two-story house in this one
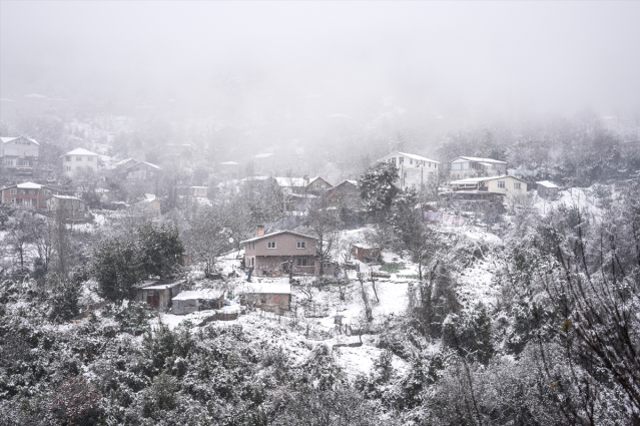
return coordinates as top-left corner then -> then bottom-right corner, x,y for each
242,228 -> 333,276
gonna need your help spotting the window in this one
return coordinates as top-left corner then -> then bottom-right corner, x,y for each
66,156 -> 71,162
267,241 -> 276,249
498,181 -> 506,189
76,157 -> 82,161
10,189 -> 16,195
390,157 -> 396,164
399,157 -> 404,164
409,158 -> 413,165
514,182 -> 521,190
297,258 -> 308,266
434,164 -> 437,169
66,166 -> 71,172
297,241 -> 306,249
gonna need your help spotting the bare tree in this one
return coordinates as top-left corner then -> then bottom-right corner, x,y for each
307,194 -> 340,278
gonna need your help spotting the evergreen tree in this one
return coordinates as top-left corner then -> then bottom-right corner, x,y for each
358,161 -> 399,220
137,224 -> 184,280
92,237 -> 140,301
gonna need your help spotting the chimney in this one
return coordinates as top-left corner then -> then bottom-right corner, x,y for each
257,225 -> 265,237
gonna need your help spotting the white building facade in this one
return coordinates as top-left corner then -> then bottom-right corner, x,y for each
0,136 -> 39,168
450,156 -> 507,180
377,151 -> 441,190
61,148 -> 99,177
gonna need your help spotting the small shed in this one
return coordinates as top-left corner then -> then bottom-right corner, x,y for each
536,181 -> 559,199
171,289 -> 225,315
240,282 -> 291,312
351,244 -> 381,263
136,280 -> 183,310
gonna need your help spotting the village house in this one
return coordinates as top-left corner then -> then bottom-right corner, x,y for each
136,280 -> 183,310
0,182 -> 58,209
377,151 -> 441,190
327,179 -> 359,204
450,175 -> 528,200
450,156 -> 507,180
240,282 -> 291,312
351,244 -> 381,263
274,176 -> 332,195
113,158 -> 138,170
305,177 -> 333,194
171,289 -> 226,315
536,180 -> 559,199
189,186 -> 208,198
0,136 -> 39,174
241,227 -> 335,276
46,194 -> 89,221
125,161 -> 161,180
60,148 -> 99,177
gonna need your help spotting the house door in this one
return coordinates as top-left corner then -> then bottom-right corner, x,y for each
147,293 -> 159,309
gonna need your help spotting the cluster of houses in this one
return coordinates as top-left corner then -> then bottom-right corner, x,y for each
135,278 -> 292,316
380,151 -> 559,201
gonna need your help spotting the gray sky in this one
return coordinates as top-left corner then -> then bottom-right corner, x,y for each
1,1 -> 639,119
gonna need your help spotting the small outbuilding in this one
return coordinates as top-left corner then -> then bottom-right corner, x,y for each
171,289 -> 226,315
351,244 -> 381,263
136,280 -> 183,310
536,180 -> 559,199
240,282 -> 291,312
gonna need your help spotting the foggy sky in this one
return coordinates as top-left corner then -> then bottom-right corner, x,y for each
2,1 -> 639,119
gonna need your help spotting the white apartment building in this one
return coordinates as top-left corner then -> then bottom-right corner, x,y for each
377,151 -> 441,190
61,148 -> 99,177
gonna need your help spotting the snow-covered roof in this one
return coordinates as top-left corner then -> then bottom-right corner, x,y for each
307,176 -> 332,187
129,161 -> 160,170
220,161 -> 239,165
0,136 -> 39,145
450,175 -> 527,185
241,282 -> 291,294
452,156 -> 507,165
25,93 -> 47,98
378,151 -> 440,164
138,281 -> 182,290
241,175 -> 271,182
16,182 -> 42,189
536,180 -> 559,189
254,153 -> 274,159
240,230 -> 316,244
275,177 -> 307,187
333,179 -> 358,188
114,158 -> 136,167
172,290 -> 223,301
190,186 -> 207,189
397,152 -> 440,163
60,148 -> 99,157
51,194 -> 83,201
144,193 -> 157,202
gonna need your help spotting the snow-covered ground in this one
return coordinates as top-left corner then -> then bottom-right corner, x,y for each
152,222 -> 507,383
